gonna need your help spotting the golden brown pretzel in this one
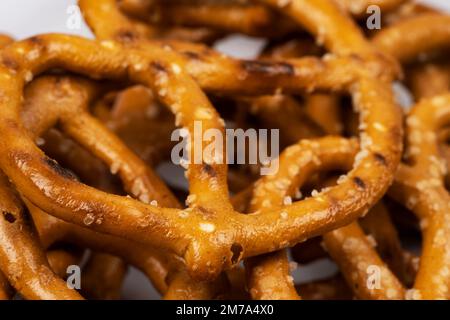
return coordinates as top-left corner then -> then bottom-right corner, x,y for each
46,248 -> 83,279
81,253 -> 128,300
20,74 -> 223,299
0,34 -> 13,48
144,1 -> 296,38
297,275 -> 353,300
407,62 -> 450,100
389,94 -> 450,299
0,271 -> 13,300
0,35 -> 82,300
373,13 -> 450,64
245,138 -> 405,299
337,0 -> 409,16
0,171 -> 83,300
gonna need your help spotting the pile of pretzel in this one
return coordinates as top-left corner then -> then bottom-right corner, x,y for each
0,0 -> 449,300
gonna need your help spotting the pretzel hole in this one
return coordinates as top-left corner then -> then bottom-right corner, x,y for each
230,243 -> 243,265
2,211 -> 16,223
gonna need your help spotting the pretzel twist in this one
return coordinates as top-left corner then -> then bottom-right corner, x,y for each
390,95 -> 450,299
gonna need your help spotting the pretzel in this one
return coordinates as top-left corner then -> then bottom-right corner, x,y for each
245,137 -> 405,299
0,34 -> 13,48
372,13 -> 450,64
0,171 -> 83,300
141,1 -> 297,38
20,74 -> 223,299
0,271 -> 13,300
296,275 -> 352,300
337,0 -> 409,17
46,248 -> 83,279
118,0 -> 408,34
389,94 -> 450,299
407,62 -> 450,100
81,253 -> 128,300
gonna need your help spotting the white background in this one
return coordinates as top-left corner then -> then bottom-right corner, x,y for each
0,0 -> 448,299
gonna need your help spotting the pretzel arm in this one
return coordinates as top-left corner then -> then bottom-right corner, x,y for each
247,137 -> 404,299
257,0 -> 396,68
297,275 -> 353,300
390,94 -> 450,299
407,62 -> 450,100
149,2 -> 296,37
0,271 -> 13,300
0,171 -> 83,300
323,222 -> 405,299
359,201 -> 413,285
29,202 -> 172,295
338,0 -> 409,16
0,34 -> 13,48
373,13 -> 450,64
81,252 -> 128,300
46,249 -> 83,279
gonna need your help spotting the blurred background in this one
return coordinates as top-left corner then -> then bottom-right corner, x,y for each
0,0 -> 448,299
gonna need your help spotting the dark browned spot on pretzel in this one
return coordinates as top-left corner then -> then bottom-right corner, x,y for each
2,57 -> 19,71
353,177 -> 366,190
44,157 -> 78,180
241,60 -> 295,76
116,29 -> 138,43
197,206 -> 216,219
150,61 -> 168,74
202,164 -> 216,177
27,36 -> 46,51
230,243 -> 243,265
2,211 -> 16,223
182,51 -> 202,61
374,153 -> 387,166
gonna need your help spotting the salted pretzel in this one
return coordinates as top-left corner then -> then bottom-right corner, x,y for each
20,74 -> 228,299
389,95 -> 450,299
0,35 -> 85,300
370,10 -> 450,299
244,137 -> 405,299
0,171 -> 83,300
297,275 -> 352,300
